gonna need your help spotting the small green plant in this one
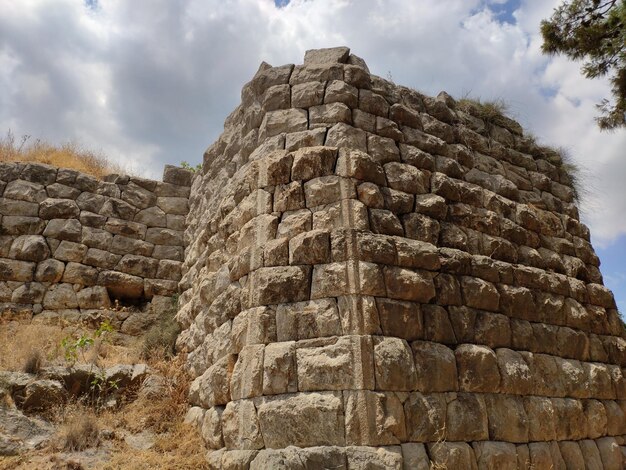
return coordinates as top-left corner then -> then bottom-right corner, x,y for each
180,161 -> 202,172
60,321 -> 118,409
61,321 -> 114,366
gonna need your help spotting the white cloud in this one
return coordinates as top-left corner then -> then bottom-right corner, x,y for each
0,0 -> 625,243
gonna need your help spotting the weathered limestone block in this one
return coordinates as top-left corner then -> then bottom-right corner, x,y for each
473,442 -> 517,470
231,307 -> 276,352
9,235 -> 50,262
383,266 -> 435,303
375,298 -> 423,341
335,148 -> 386,185
496,348 -> 532,395
411,341 -> 458,392
373,337 -> 417,391
246,266 -> 311,307
62,262 -> 98,285
325,123 -> 367,151
311,261 -> 385,298
230,344 -> 264,400
259,108 -> 308,139
0,258 -> 35,282
0,198 -> 39,216
325,80 -> 358,108
346,446 -> 403,469
344,390 -> 406,446
83,248 -> 121,269
484,394 -> 529,442
291,81 -> 325,108
39,198 -> 80,219
250,447 -> 345,470
43,283 -> 78,309
277,209 -> 310,239
1,216 -> 45,235
263,83 -> 290,111
295,335 -> 374,391
258,150 -> 292,187
309,102 -> 352,128
4,180 -> 47,203
403,392 -> 447,442
156,196 -> 188,215
285,128 -> 326,151
304,46 -> 350,65
304,175 -> 356,207
427,442 -> 478,470
276,298 -> 341,341
455,344 -> 500,392
222,399 -> 264,450
255,392 -> 345,448
11,282 -> 46,304
54,240 -> 87,263
76,286 -> 111,309
201,406 -> 224,450
291,146 -> 338,181
262,341 -> 297,395
337,295 -> 382,336
446,393 -> 489,441
289,229 -> 330,265
34,259 -> 64,282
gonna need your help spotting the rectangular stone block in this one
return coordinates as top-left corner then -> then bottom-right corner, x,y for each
411,340 -> 458,392
344,390 -> 407,446
231,307 -> 277,352
383,266 -> 435,303
246,266 -> 311,307
276,298 -> 342,341
255,392 -> 345,448
262,341 -> 297,395
376,298 -> 423,341
296,335 -> 375,391
373,337 -> 417,391
230,344 -> 264,400
337,295 -> 382,335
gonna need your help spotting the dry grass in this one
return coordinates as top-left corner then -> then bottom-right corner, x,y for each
0,323 -> 207,469
56,408 -> 101,452
0,130 -> 124,179
0,323 -> 68,371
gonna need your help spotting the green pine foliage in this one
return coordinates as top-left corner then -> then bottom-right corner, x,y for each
541,0 -> 626,130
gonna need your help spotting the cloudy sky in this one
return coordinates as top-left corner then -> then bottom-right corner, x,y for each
1,0 -> 625,313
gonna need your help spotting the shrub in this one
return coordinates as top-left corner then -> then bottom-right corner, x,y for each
142,310 -> 181,359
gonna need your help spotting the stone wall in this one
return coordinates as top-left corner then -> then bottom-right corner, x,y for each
178,47 -> 626,469
0,162 -> 192,328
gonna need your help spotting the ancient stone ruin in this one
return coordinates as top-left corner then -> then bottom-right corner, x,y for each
0,163 -> 191,331
1,46 -> 625,468
177,47 -> 626,468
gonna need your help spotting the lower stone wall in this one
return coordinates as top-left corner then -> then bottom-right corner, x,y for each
0,162 -> 193,325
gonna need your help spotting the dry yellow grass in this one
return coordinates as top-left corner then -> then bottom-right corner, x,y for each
0,323 -> 68,371
0,130 -> 124,179
0,326 -> 207,469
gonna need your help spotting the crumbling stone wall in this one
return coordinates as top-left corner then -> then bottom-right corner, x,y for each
179,47 -> 626,469
0,162 -> 192,328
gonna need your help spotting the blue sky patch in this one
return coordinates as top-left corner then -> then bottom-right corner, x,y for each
486,0 -> 521,25
275,0 -> 290,8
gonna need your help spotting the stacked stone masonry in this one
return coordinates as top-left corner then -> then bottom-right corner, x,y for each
0,162 -> 192,326
176,47 -> 626,469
